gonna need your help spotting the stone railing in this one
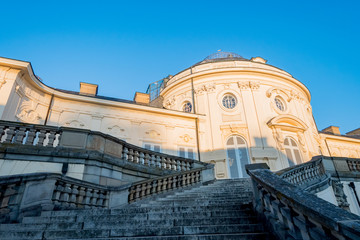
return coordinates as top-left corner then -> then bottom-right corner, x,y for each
128,167 -> 206,203
247,164 -> 360,240
0,120 -> 195,172
0,121 -> 61,147
347,159 -> 360,172
277,157 -> 328,190
0,163 -> 215,223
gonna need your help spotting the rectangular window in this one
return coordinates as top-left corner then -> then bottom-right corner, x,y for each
178,146 -> 195,159
143,142 -> 161,153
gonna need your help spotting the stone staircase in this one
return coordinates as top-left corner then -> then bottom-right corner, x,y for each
0,179 -> 275,240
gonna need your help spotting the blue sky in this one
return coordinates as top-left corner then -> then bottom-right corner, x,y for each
1,1 -> 359,133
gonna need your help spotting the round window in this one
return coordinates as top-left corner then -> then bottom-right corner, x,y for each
222,94 -> 237,109
183,102 -> 192,113
274,97 -> 285,112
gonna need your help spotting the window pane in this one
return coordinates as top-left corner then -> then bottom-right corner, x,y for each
154,145 -> 161,152
293,149 -> 302,164
238,147 -> 249,177
227,137 -> 234,145
290,139 -> 297,147
285,148 -> 294,166
188,149 -> 194,159
227,148 -> 240,178
284,138 -> 289,145
144,144 -> 151,150
236,137 -> 245,145
179,147 -> 185,158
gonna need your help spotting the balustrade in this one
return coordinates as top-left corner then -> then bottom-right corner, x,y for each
128,168 -> 202,203
52,180 -> 108,209
278,159 -> 326,187
347,159 -> 360,172
0,120 -> 197,173
247,165 -> 360,240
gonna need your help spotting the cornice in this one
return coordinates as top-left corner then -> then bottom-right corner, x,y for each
0,57 -> 204,120
319,132 -> 360,144
161,63 -> 311,101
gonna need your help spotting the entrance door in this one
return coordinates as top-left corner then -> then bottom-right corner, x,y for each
226,135 -> 250,178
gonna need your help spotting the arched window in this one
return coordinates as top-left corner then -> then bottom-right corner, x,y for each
183,102 -> 192,113
284,137 -> 302,166
226,135 -> 249,178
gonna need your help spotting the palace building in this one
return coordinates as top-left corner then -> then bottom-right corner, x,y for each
0,52 -> 359,179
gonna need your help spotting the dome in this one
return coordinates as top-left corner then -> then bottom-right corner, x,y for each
193,51 -> 247,66
204,51 -> 246,61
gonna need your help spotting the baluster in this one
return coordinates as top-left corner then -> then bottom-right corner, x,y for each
145,182 -> 152,196
196,171 -> 201,182
128,149 -> 134,162
156,156 -> 161,168
151,180 -> 157,195
140,183 -> 147,199
160,156 -> 166,169
91,190 -> 99,207
61,183 -> 72,207
36,130 -> 46,146
14,127 -> 26,144
135,184 -> 142,200
157,179 -> 163,193
83,188 -> 92,208
162,178 -> 167,192
103,192 -> 109,207
47,130 -> 56,147
150,154 -> 155,167
4,126 -> 15,143
139,152 -> 145,165
166,177 -> 172,190
25,129 -> 36,145
55,131 -> 62,147
68,184 -> 78,208
144,153 -> 150,166
97,190 -> 105,207
133,150 -> 139,163
77,187 -> 86,207
123,147 -> 129,161
182,174 -> 186,186
128,186 -> 136,202
176,160 -> 181,171
172,176 -> 177,189
52,181 -> 62,205
0,126 -> 6,142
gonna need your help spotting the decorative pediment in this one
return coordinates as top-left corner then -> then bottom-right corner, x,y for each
267,114 -> 308,132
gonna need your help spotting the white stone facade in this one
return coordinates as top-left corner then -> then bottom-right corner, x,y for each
0,53 -> 359,179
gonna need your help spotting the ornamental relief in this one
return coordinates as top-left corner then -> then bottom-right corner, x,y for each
64,120 -> 86,128
178,134 -> 195,144
163,96 -> 176,109
194,83 -> 216,95
107,125 -> 127,138
237,81 -> 261,90
16,100 -> 42,124
0,67 -> 11,90
220,124 -> 249,144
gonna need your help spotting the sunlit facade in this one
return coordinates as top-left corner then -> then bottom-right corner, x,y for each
0,52 -> 359,179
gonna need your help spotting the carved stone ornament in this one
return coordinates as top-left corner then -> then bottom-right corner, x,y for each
266,88 -> 291,102
297,132 -> 307,153
194,83 -> 216,94
108,125 -> 125,137
65,120 -> 85,128
331,180 -> 350,210
145,130 -> 161,139
0,67 -> 10,90
272,128 -> 284,150
163,96 -> 176,108
237,81 -> 260,90
180,134 -> 193,143
16,101 -> 42,124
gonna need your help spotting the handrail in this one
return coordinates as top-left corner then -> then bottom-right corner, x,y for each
247,165 -> 360,240
128,166 -> 209,203
0,120 -> 204,172
276,157 -> 327,188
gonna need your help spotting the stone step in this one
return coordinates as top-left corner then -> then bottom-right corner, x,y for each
41,204 -> 253,217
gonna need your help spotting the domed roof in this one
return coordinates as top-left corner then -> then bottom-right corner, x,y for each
194,51 -> 247,66
204,51 -> 246,61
